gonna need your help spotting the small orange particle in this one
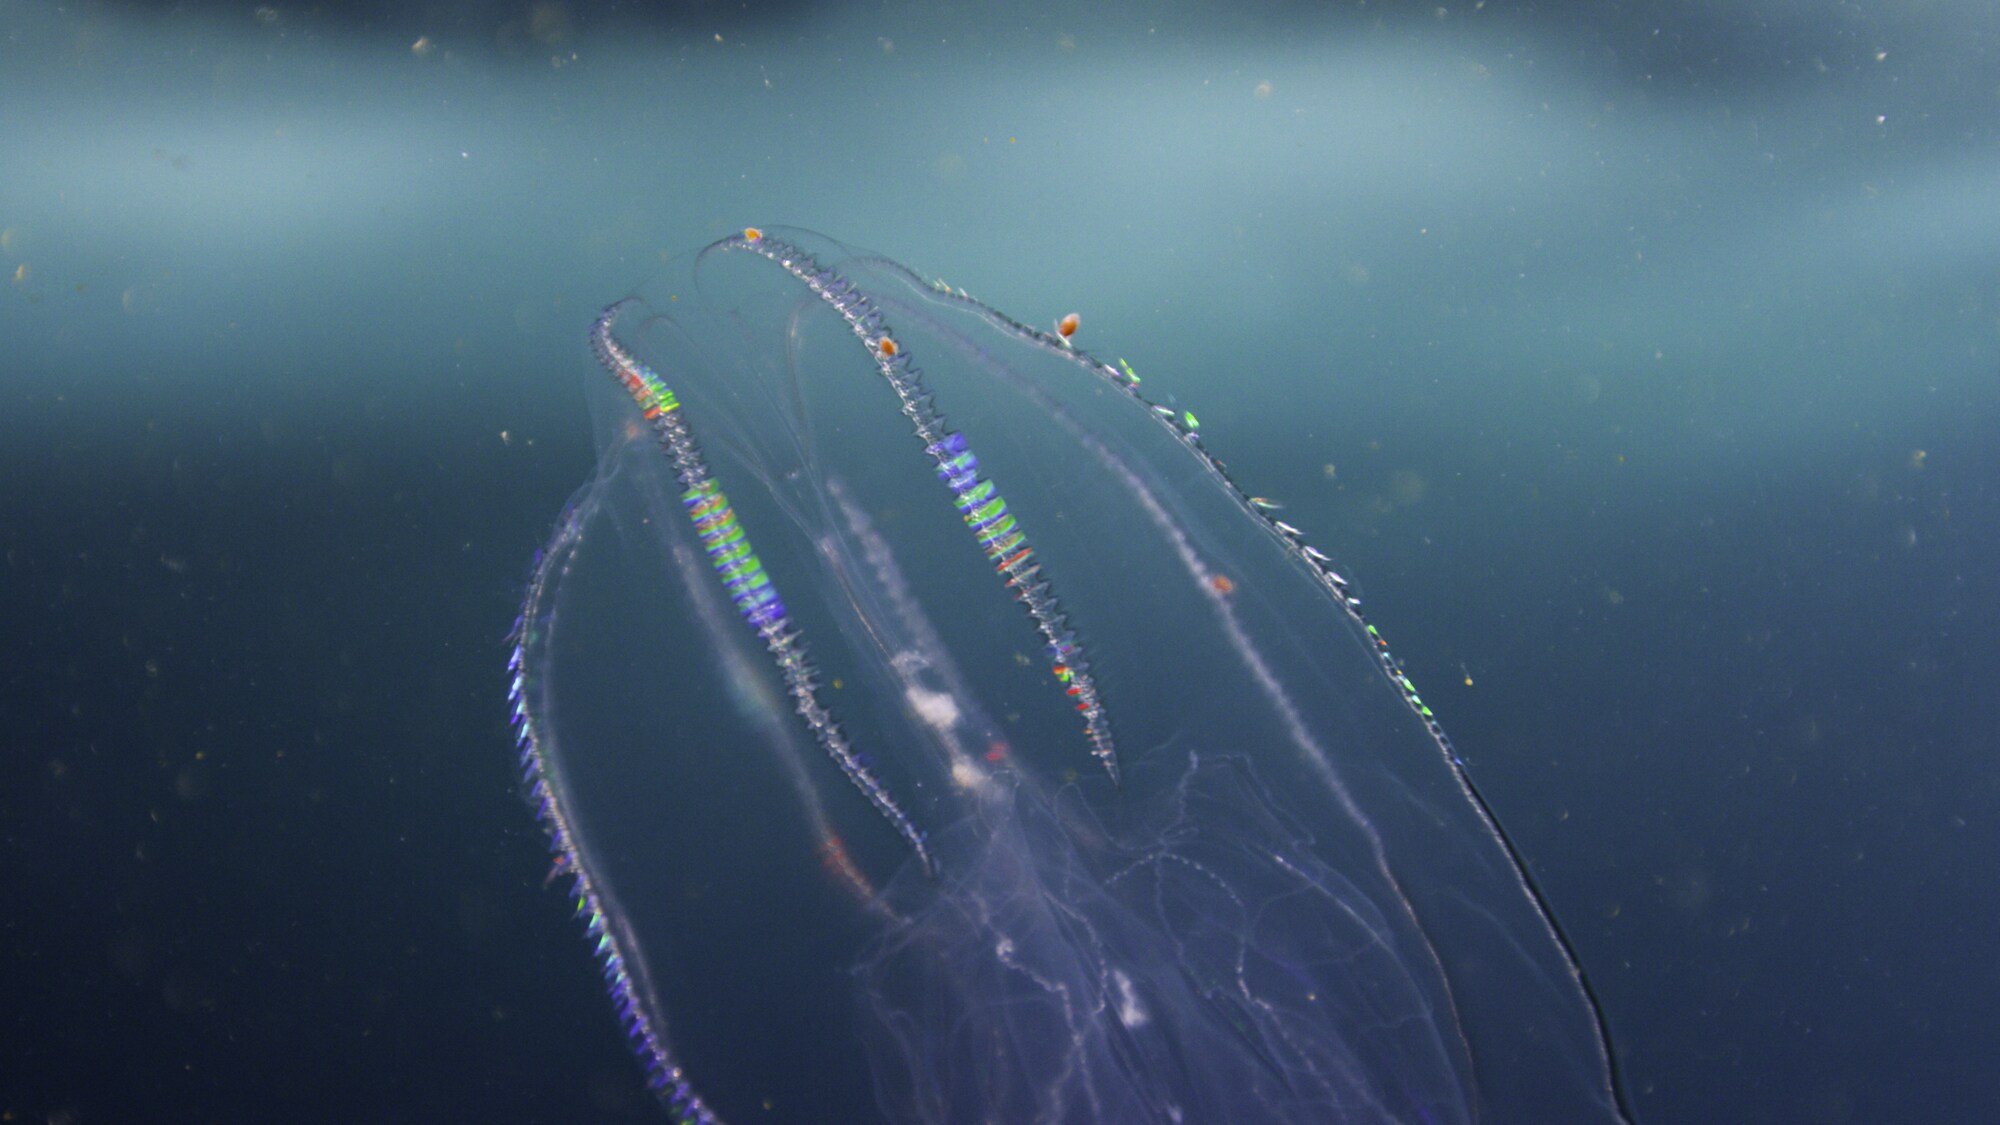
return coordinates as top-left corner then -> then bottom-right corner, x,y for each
1211,574 -> 1235,595
1056,312 -> 1080,340
743,227 -> 763,241
876,336 -> 899,357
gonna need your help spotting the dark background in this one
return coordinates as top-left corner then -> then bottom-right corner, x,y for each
3,0 -> 1996,1122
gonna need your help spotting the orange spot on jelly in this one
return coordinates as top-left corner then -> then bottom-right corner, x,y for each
985,741 -> 1009,763
817,832 -> 875,901
743,227 -> 763,241
877,336 -> 899,357
1056,312 -> 1080,340
1211,574 -> 1235,595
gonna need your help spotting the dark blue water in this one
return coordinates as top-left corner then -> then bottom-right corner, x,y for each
3,2 -> 1995,1122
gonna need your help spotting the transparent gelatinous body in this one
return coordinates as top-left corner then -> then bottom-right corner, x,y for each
509,228 -> 1631,1125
